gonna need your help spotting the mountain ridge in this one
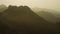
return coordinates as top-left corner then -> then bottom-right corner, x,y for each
0,5 -> 56,34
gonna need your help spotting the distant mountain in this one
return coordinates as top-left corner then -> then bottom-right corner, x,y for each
0,4 -> 7,12
32,7 -> 60,23
0,5 -> 56,34
37,11 -> 57,23
1,5 -> 48,24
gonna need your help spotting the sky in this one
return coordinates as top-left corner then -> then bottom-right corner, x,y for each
0,0 -> 60,11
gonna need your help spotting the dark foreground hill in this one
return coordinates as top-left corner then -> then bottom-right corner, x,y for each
0,5 -> 56,34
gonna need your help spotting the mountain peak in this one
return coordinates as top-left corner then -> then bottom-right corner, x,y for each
0,5 -> 56,34
2,5 -> 48,23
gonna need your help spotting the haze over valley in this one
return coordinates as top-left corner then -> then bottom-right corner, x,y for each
0,0 -> 60,34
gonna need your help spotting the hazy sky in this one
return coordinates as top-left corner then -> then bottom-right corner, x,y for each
0,0 -> 60,11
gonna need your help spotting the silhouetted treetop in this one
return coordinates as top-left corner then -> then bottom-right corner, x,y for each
8,5 -> 31,10
8,5 -> 18,10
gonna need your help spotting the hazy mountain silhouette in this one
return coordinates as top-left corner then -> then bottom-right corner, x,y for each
0,5 -> 56,34
0,4 -> 7,12
32,7 -> 60,23
37,11 -> 57,23
1,5 -> 48,24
